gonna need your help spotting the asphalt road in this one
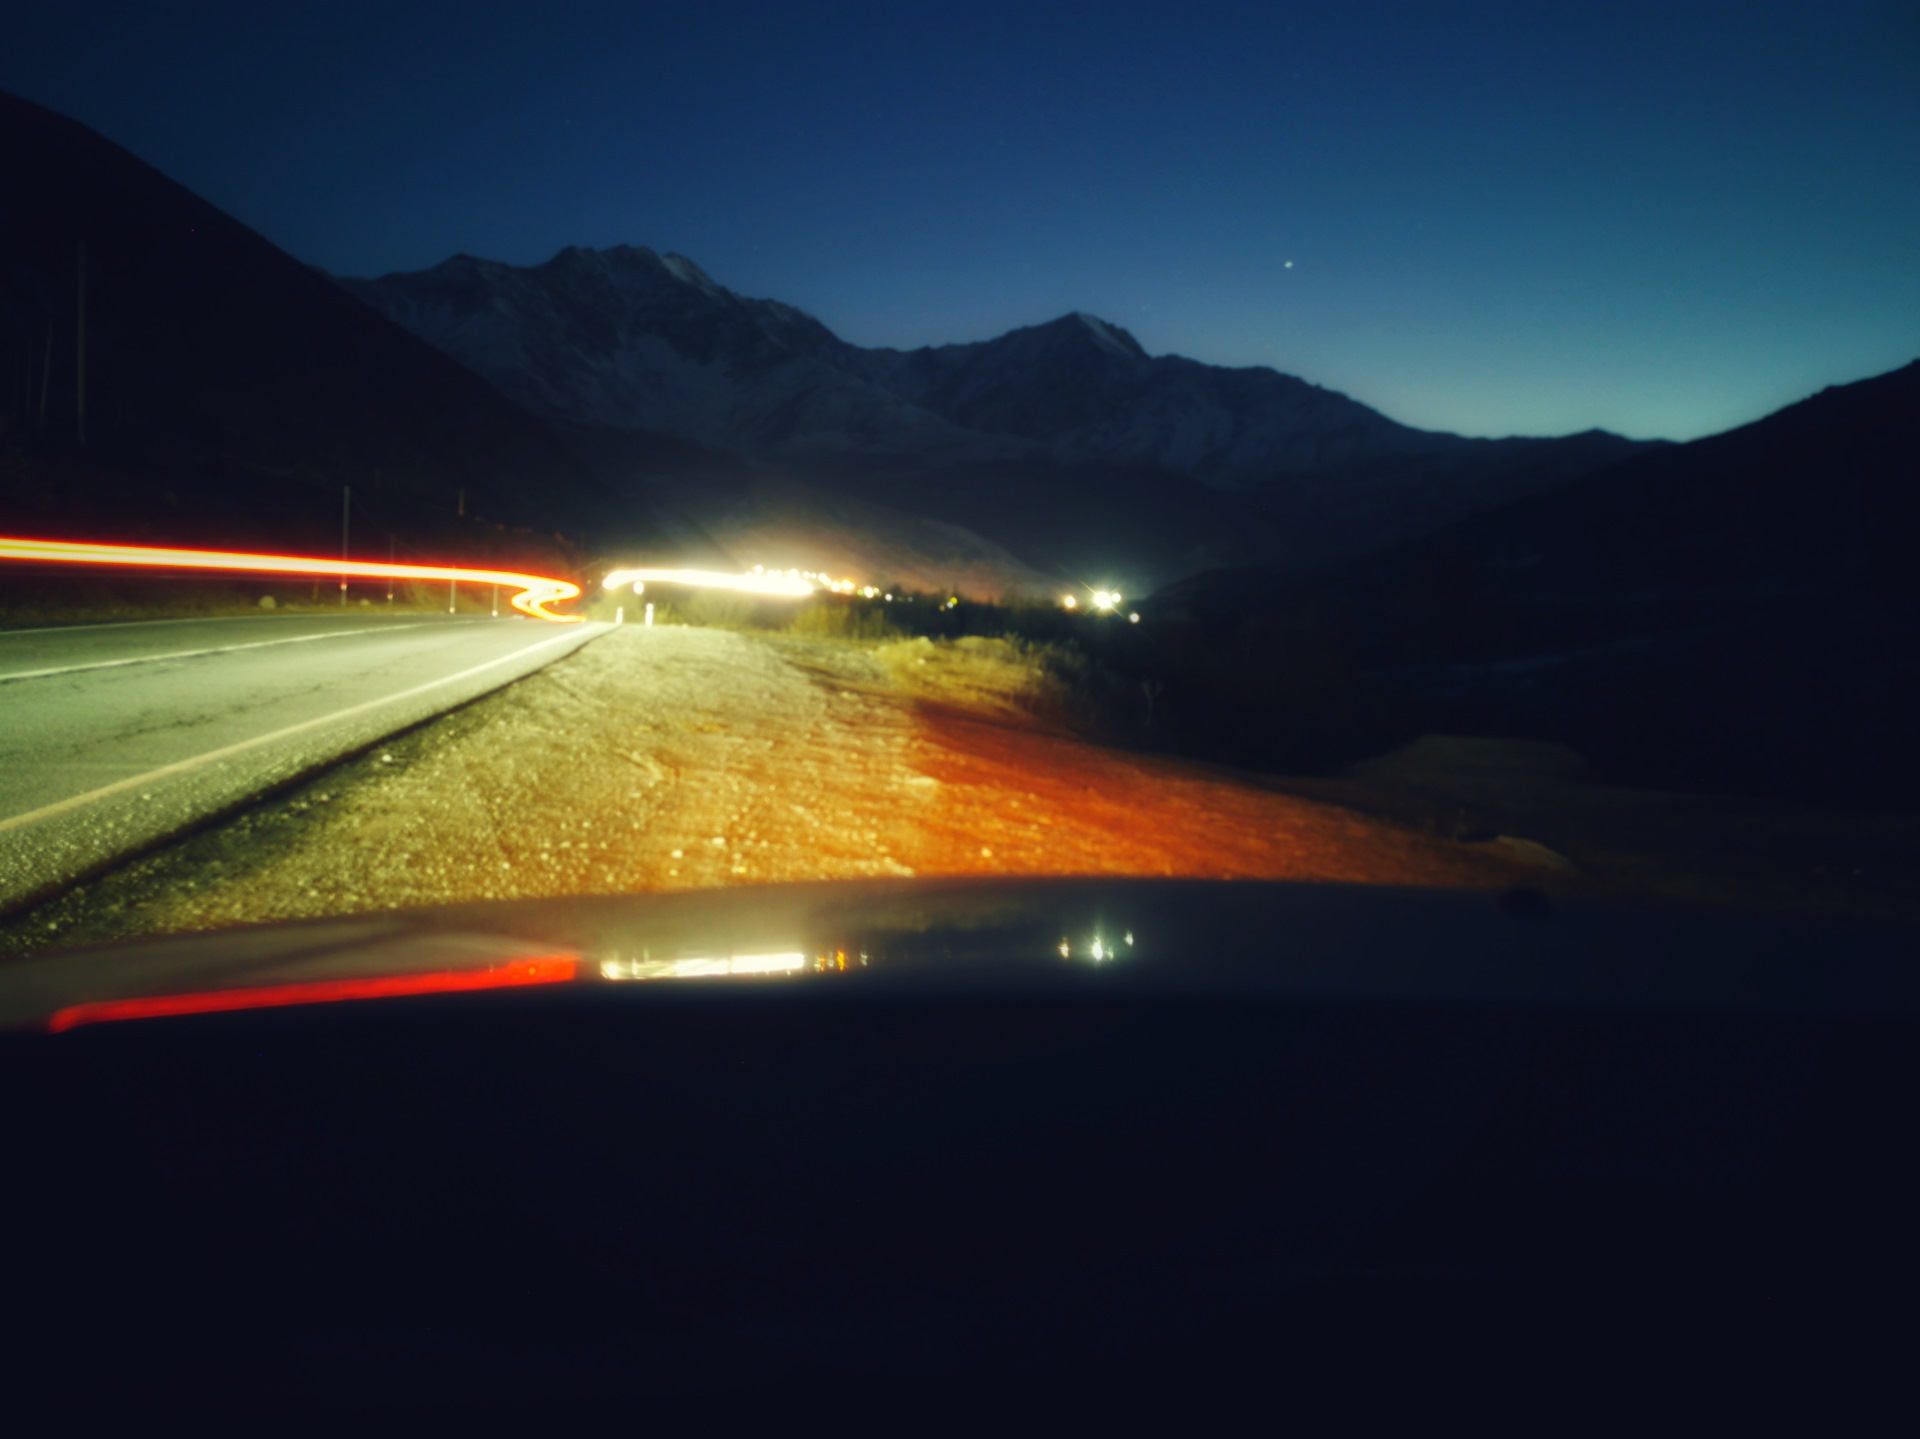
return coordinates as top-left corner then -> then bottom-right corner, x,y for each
0,613 -> 607,914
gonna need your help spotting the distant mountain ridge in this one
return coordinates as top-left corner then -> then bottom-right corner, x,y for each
342,247 -> 1002,462
846,309 -> 1484,485
341,246 -> 1661,587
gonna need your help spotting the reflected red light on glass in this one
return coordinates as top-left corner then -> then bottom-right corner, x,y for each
47,955 -> 578,1032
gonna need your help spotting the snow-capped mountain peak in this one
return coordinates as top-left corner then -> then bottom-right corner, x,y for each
659,252 -> 722,294
340,244 -> 1655,580
1065,310 -> 1146,360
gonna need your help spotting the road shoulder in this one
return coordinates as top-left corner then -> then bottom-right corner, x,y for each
3,626 -> 1542,956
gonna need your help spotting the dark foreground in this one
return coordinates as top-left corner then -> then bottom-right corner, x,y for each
1,878 -> 1911,1420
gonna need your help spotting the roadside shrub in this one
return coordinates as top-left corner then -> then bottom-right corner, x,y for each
787,598 -> 902,641
681,590 -> 763,629
873,633 -> 1137,739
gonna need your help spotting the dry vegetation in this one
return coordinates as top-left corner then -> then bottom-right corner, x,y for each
874,635 -> 1082,722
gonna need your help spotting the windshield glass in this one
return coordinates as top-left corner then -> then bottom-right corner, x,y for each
2,2 -> 1914,953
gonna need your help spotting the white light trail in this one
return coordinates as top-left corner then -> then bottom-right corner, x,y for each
602,568 -> 816,597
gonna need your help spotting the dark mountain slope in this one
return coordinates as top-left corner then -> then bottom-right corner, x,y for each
344,247 -> 1659,588
0,92 -> 632,572
554,423 -> 1056,597
338,247 -> 994,461
853,311 -> 1474,480
1144,360 -> 1920,807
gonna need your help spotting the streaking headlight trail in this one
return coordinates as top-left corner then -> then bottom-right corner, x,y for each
0,535 -> 584,622
602,568 -> 815,598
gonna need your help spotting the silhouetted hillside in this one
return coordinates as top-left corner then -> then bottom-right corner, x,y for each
0,91 -> 633,574
1142,361 -> 1920,807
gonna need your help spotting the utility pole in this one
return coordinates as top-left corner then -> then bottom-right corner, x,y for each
74,241 -> 86,447
38,321 -> 51,432
340,486 -> 351,605
451,489 -> 465,615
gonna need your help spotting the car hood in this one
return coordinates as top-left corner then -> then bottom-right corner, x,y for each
3,878 -> 1916,1034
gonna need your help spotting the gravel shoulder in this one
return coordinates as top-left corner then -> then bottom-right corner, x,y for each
4,625 -> 1564,956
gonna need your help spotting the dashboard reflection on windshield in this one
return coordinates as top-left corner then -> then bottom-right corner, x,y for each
1060,931 -> 1134,963
47,954 -> 579,1032
598,951 -> 811,981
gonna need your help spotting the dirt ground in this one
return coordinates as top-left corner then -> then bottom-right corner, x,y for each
9,626 -> 1559,954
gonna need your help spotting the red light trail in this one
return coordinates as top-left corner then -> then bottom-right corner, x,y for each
47,955 -> 579,1031
0,535 -> 583,622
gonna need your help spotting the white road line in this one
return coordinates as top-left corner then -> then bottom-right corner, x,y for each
0,624 -> 433,685
0,613 -> 452,638
0,615 -> 292,638
0,626 -> 598,836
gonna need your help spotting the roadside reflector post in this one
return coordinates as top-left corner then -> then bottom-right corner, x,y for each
645,603 -> 654,627
492,583 -> 499,617
616,606 -> 624,625
448,577 -> 456,614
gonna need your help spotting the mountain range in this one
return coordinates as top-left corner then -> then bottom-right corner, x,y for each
340,245 -> 1658,592
0,80 -> 1663,599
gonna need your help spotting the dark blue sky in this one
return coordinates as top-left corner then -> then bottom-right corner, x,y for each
8,1 -> 1915,439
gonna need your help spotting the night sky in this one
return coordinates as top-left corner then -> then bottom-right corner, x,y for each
7,1 -> 1915,441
